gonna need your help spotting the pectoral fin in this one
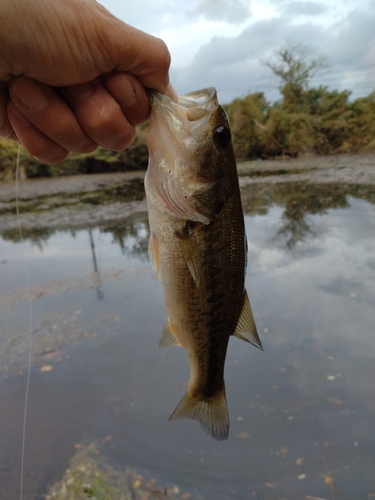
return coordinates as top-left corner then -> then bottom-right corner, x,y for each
148,232 -> 161,279
176,222 -> 201,287
159,320 -> 181,347
233,290 -> 263,350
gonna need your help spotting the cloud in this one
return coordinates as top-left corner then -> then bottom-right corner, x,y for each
190,0 -> 251,24
171,17 -> 327,99
171,4 -> 375,102
281,1 -> 326,16
98,0 -> 374,102
324,6 -> 375,66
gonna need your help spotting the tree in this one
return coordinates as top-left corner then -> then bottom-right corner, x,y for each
224,92 -> 269,158
304,86 -> 352,153
349,92 -> 375,151
265,45 -> 329,109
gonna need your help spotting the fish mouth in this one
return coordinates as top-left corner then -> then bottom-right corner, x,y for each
176,87 -> 218,118
147,87 -> 219,139
148,87 -> 218,113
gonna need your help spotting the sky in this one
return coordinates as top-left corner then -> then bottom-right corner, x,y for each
98,0 -> 375,104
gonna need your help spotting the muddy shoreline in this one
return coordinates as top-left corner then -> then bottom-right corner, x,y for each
0,153 -> 374,233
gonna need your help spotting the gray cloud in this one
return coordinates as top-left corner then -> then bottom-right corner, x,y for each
171,18 -> 327,100
190,0 -> 251,24
171,4 -> 375,103
323,7 -> 375,66
281,1 -> 326,16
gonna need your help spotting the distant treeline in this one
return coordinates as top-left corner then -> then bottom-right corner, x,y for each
1,46 -> 374,179
224,87 -> 375,159
227,45 -> 375,159
0,127 -> 149,180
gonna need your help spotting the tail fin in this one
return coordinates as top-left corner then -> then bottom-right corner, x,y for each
169,389 -> 229,441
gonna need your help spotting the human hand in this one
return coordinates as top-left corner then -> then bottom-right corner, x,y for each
0,0 -> 176,163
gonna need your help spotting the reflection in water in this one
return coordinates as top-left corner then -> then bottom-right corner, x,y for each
1,225 -> 55,249
101,216 -> 150,261
88,228 -> 104,300
242,182 -> 375,249
2,181 -> 374,255
0,179 -> 374,499
1,213 -> 151,260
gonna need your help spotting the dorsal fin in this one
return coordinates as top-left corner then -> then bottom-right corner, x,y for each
233,290 -> 263,350
159,320 -> 181,347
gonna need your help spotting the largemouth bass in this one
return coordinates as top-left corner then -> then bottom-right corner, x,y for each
145,87 -> 262,441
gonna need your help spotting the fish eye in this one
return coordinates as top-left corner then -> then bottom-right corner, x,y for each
214,126 -> 231,147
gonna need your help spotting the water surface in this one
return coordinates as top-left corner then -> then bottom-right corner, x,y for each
0,180 -> 374,499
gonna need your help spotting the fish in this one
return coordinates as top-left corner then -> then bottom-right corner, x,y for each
144,87 -> 262,441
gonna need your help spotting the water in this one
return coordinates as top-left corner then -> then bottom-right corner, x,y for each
0,180 -> 374,499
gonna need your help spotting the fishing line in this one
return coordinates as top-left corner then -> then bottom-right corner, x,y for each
15,145 -> 33,500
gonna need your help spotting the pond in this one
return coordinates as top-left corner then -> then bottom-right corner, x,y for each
0,177 -> 374,499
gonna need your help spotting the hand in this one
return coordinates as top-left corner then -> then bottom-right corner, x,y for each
0,0 -> 175,163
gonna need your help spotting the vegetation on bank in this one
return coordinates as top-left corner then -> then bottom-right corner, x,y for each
225,89 -> 375,159
45,442 -> 198,500
1,46 -> 374,179
224,46 -> 375,159
0,127 -> 148,180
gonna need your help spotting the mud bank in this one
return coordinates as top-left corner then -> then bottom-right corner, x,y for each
237,153 -> 375,185
0,154 -> 374,233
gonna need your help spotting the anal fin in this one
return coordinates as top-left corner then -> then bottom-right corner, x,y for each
233,290 -> 263,350
159,320 -> 181,347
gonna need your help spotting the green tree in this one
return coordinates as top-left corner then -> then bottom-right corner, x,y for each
265,45 -> 329,110
262,106 -> 315,157
349,92 -> 375,151
225,92 -> 269,158
303,86 -> 353,153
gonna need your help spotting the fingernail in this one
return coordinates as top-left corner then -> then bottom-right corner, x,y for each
10,77 -> 49,112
